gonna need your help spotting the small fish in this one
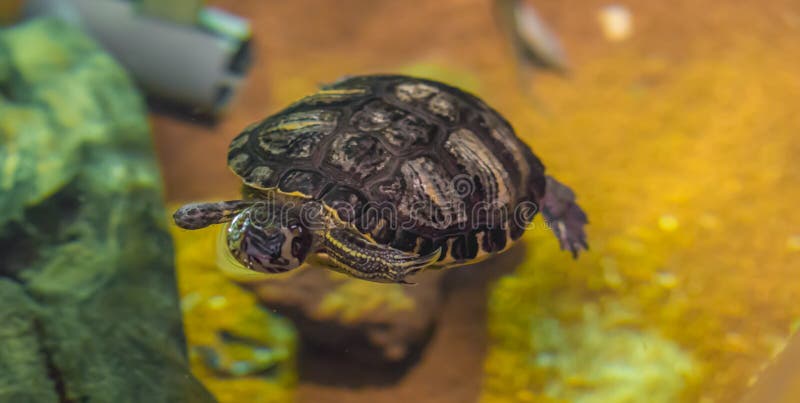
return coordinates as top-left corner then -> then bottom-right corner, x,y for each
494,0 -> 569,74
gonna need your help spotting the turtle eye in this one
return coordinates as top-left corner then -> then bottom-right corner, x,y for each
290,229 -> 313,261
291,237 -> 303,257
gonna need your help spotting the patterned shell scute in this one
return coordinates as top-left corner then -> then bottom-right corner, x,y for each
395,82 -> 439,101
278,169 -> 328,198
399,157 -> 466,231
228,108 -> 340,189
324,131 -> 392,182
228,75 -> 548,255
350,100 -> 435,150
395,82 -> 460,122
255,110 -> 339,159
321,185 -> 368,224
246,166 -> 275,188
290,85 -> 371,107
444,128 -> 513,224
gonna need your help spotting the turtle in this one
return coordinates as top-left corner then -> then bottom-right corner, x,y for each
173,75 -> 588,283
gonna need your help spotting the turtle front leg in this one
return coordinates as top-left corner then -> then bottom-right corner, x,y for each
312,227 -> 442,284
173,200 -> 252,230
541,175 -> 589,258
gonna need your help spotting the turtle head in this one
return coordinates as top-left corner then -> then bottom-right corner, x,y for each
226,203 -> 314,274
173,200 -> 253,230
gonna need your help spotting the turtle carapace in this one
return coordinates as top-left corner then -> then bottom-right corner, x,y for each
174,75 -> 588,283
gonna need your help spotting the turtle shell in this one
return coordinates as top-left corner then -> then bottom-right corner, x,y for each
227,75 -> 547,263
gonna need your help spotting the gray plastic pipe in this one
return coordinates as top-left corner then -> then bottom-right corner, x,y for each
25,0 -> 253,118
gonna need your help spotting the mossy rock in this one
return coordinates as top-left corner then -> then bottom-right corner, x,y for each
0,18 -> 213,402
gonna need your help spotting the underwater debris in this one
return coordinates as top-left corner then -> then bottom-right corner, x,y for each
598,4 -> 633,42
494,0 -> 569,73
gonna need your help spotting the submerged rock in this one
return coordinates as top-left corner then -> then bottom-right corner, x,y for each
0,280 -> 59,403
0,19 -> 213,402
243,268 -> 446,365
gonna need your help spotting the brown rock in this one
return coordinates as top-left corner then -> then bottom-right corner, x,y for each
242,268 -> 446,365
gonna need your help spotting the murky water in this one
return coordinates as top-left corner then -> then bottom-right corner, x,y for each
3,1 -> 799,402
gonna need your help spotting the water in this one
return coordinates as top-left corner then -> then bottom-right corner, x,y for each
3,1 -> 799,402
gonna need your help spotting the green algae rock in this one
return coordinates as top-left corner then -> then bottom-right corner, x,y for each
0,279 -> 59,403
481,231 -> 701,403
0,19 -> 214,402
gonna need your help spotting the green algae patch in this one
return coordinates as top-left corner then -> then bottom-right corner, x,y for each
0,279 -> 60,403
482,228 -> 702,403
483,242 -> 701,403
533,310 -> 696,403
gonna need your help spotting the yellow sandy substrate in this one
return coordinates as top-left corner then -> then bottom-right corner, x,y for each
481,25 -> 800,403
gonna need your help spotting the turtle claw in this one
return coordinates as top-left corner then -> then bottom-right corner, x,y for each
552,204 -> 588,258
320,227 -> 442,283
541,176 -> 589,258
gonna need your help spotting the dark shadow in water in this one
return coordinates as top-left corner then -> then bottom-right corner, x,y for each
295,242 -> 527,388
0,184 -> 82,279
145,96 -> 219,127
297,324 -> 434,387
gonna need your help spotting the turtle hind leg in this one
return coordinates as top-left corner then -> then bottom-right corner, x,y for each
173,200 -> 252,230
540,175 -> 589,258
